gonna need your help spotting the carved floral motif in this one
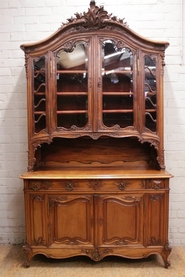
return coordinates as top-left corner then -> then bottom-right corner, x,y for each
145,179 -> 164,190
83,247 -> 113,261
61,181 -> 78,191
116,180 -> 129,191
33,237 -> 45,246
150,194 -> 163,201
62,1 -> 128,30
89,180 -> 103,190
148,237 -> 161,246
28,181 -> 52,191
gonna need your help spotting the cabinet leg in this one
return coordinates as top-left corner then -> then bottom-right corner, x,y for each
161,242 -> 172,268
22,243 -> 32,268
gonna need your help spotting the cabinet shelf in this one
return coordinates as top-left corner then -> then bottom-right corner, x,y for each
145,109 -> 156,113
57,70 -> 87,74
34,111 -> 46,115
57,110 -> 87,114
103,92 -> 133,95
103,109 -> 133,113
57,92 -> 87,95
34,92 -> 45,96
103,70 -> 133,74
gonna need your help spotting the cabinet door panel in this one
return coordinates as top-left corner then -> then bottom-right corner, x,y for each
96,194 -> 144,246
28,194 -> 47,246
145,193 -> 166,246
49,195 -> 94,246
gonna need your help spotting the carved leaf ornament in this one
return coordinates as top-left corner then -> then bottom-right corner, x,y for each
63,1 -> 128,30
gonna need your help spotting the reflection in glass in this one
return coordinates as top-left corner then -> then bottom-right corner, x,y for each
102,40 -> 133,128
56,41 -> 88,129
33,56 -> 46,133
144,55 -> 157,132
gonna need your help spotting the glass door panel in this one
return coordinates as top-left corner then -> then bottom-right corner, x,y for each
144,55 -> 157,132
33,56 -> 46,133
56,41 -> 88,129
101,40 -> 133,128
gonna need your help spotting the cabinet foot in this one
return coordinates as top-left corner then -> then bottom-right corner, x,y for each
161,242 -> 172,268
22,243 -> 32,268
23,260 -> 30,268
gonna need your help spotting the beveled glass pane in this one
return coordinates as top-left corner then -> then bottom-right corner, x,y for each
144,55 -> 157,132
102,40 -> 133,128
103,112 -> 133,128
33,56 -> 46,133
56,41 -> 88,129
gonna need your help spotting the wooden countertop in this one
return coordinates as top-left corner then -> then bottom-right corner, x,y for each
20,167 -> 172,180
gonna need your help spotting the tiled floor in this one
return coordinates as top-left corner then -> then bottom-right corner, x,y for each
0,245 -> 185,277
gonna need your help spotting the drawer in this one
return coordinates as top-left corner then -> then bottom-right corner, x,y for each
24,178 -> 167,193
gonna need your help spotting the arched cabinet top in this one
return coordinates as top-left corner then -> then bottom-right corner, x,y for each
20,1 -> 169,54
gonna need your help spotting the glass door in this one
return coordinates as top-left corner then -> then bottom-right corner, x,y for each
33,56 -> 47,134
100,39 -> 134,129
55,40 -> 90,131
144,55 -> 157,132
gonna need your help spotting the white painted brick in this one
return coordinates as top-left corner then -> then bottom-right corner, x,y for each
178,210 -> 185,219
25,7 -> 52,16
25,23 -> 51,32
0,68 -> 11,76
46,0 -> 62,6
1,8 -> 25,17
13,15 -> 38,25
8,0 -> 21,8
0,94 -> 6,102
20,0 -> 45,8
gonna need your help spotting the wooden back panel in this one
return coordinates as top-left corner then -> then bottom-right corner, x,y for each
35,137 -> 158,169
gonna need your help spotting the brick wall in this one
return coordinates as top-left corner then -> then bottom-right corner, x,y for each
0,0 -> 184,245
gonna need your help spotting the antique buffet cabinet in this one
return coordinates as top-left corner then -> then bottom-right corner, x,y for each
20,1 -> 172,268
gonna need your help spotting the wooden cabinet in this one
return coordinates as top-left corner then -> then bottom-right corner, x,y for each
20,1 -> 172,268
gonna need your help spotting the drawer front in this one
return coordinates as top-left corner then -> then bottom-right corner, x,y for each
25,178 -> 168,193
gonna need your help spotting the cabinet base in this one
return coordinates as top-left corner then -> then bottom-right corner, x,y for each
22,243 -> 172,268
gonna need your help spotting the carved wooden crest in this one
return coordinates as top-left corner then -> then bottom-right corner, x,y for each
62,1 -> 128,30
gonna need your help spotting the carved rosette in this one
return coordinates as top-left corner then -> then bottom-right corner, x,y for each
28,181 -> 52,191
61,181 -> 78,191
115,180 -> 129,191
89,180 -> 103,190
145,179 -> 164,190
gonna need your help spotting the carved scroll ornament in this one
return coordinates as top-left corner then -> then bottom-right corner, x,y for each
62,1 -> 128,30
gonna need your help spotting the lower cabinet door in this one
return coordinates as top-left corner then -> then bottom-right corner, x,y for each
95,194 -> 144,247
48,194 -> 94,246
145,192 -> 167,247
26,193 -> 47,247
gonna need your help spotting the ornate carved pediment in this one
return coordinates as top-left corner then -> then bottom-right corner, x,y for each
62,1 -> 128,30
